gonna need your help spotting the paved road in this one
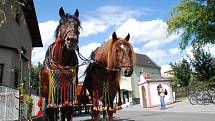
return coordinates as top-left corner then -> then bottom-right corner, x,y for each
73,100 -> 215,121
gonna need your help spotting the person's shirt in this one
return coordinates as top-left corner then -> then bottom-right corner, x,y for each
159,87 -> 165,96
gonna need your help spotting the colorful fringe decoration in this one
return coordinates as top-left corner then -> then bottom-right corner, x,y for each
102,80 -> 111,111
47,68 -> 77,108
92,80 -> 118,112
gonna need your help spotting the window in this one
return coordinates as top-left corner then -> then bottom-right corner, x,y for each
14,69 -> 18,88
0,64 -> 3,84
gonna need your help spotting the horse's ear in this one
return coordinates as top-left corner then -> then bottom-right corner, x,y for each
125,33 -> 130,41
59,7 -> 65,17
112,32 -> 117,41
74,9 -> 79,17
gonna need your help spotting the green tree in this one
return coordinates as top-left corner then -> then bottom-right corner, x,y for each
31,62 -> 43,95
167,0 -> 215,49
170,58 -> 192,87
189,47 -> 215,82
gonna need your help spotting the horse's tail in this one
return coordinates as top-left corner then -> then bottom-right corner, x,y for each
83,63 -> 94,83
38,67 -> 44,97
38,66 -> 49,100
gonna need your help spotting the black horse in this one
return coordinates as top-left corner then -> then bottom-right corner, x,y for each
39,7 -> 81,121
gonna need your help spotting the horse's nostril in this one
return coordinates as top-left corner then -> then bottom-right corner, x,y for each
123,68 -> 133,77
125,69 -> 128,74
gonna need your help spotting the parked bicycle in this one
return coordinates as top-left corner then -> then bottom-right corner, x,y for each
202,88 -> 215,105
188,90 -> 204,105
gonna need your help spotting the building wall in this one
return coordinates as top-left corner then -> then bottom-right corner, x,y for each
0,0 -> 32,88
119,63 -> 161,105
139,81 -> 174,108
130,65 -> 161,104
135,65 -> 161,75
149,82 -> 173,107
0,48 -> 14,86
120,77 -> 132,91
0,0 -> 32,52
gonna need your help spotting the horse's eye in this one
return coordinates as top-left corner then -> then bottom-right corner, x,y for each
116,48 -> 119,52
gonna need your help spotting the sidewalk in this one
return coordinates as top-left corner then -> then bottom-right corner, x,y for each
121,99 -> 215,113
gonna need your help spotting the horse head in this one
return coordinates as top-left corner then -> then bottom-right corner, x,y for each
110,32 -> 135,77
93,32 -> 135,77
56,7 -> 81,51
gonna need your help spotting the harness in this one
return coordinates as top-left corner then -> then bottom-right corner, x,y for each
43,38 -> 79,108
88,43 -> 133,112
89,60 -> 122,112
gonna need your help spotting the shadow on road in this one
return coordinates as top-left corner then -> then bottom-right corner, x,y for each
74,114 -> 136,121
142,112 -> 165,116
113,117 -> 135,121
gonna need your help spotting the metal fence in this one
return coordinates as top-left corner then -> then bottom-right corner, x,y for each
0,85 -> 40,120
0,85 -> 19,120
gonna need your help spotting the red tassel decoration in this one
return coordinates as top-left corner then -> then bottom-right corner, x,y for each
37,98 -> 43,116
38,98 -> 42,107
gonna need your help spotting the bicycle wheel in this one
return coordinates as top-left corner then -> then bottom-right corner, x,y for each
189,95 -> 197,105
202,94 -> 210,105
211,96 -> 215,104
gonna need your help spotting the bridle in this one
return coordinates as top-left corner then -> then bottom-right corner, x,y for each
61,19 -> 80,50
45,18 -> 80,70
118,44 -> 132,68
105,43 -> 133,71
62,20 -> 79,40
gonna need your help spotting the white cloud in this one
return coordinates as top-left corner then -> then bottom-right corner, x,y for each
32,6 -> 147,65
78,42 -> 101,81
161,64 -> 171,76
31,47 -> 46,65
81,5 -> 147,37
182,45 -> 215,63
79,42 -> 101,59
116,19 -> 168,44
169,47 -> 180,56
32,20 -> 58,65
116,18 -> 181,66
145,49 -> 169,65
38,21 -> 58,46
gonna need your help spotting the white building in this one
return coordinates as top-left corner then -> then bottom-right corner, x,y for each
138,72 -> 174,108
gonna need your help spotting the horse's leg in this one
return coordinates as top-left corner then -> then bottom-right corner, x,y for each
107,92 -> 117,121
40,68 -> 50,120
62,106 -> 73,121
107,111 -> 114,121
67,106 -> 74,121
46,108 -> 55,121
44,108 -> 49,121
92,98 -> 99,121
60,107 -> 65,121
92,110 -> 100,121
103,110 -> 106,118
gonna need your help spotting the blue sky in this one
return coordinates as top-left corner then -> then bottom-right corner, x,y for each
32,0 -> 205,76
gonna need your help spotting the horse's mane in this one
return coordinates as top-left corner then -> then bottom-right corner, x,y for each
94,38 -> 135,69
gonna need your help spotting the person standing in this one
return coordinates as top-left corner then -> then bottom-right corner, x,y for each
157,84 -> 166,110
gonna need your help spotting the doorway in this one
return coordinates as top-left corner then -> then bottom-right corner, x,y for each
142,86 -> 147,107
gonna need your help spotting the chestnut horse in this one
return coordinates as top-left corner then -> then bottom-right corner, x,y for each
83,32 -> 135,121
39,7 -> 81,121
